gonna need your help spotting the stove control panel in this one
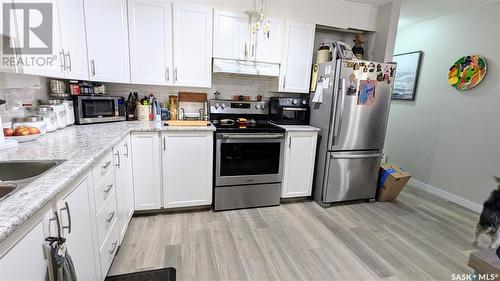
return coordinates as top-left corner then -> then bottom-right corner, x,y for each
210,100 -> 268,115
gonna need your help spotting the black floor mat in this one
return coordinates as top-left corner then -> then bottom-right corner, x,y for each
105,268 -> 176,281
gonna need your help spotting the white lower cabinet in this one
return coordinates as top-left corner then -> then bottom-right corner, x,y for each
0,214 -> 49,281
113,135 -> 134,243
282,131 -> 318,198
55,174 -> 100,281
131,132 -> 162,210
161,131 -> 213,208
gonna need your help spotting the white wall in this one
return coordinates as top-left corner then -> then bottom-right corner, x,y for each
385,3 -> 500,207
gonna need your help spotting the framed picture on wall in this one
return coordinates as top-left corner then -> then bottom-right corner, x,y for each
392,51 -> 423,101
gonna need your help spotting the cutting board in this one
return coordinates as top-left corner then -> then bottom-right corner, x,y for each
165,120 -> 210,126
178,92 -> 207,103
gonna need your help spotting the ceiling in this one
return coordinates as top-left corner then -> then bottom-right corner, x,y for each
342,0 -> 499,27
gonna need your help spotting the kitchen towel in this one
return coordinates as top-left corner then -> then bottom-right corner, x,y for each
50,240 -> 77,281
312,79 -> 324,103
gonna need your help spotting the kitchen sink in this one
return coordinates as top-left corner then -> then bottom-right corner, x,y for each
0,160 -> 66,201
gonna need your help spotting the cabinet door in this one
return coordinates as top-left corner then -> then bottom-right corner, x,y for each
162,132 -> 213,208
128,0 -> 172,85
213,10 -> 248,60
57,176 -> 99,281
0,219 -> 48,281
113,141 -> 127,243
57,0 -> 89,80
10,0 -> 65,78
173,4 -> 212,87
84,0 -> 130,83
282,132 -> 318,198
253,17 -> 283,64
122,136 -> 134,222
131,133 -> 161,210
279,21 -> 315,93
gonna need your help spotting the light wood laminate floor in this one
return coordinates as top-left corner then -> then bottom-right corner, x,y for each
109,187 -> 484,280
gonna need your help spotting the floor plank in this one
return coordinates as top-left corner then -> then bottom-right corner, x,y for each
109,187 -> 482,280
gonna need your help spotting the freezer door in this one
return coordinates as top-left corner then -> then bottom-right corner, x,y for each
323,151 -> 382,203
328,60 -> 394,151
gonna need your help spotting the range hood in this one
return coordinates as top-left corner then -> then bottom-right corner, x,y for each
213,58 -> 280,77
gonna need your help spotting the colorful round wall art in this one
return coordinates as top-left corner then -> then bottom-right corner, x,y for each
447,55 -> 487,90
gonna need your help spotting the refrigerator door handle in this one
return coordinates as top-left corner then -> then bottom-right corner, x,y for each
333,78 -> 346,145
330,153 -> 383,159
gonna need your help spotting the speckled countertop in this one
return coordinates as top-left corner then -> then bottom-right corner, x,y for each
0,121 -> 215,243
273,123 -> 321,132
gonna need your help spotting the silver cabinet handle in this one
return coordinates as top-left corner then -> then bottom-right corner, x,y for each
91,59 -> 96,76
66,51 -> 72,72
114,151 -> 120,168
106,211 -> 115,224
59,49 -> 65,72
60,202 -> 71,234
124,142 -> 129,157
109,241 -> 118,255
102,160 -> 111,170
282,76 -> 286,89
48,212 -> 60,238
104,183 -> 113,195
163,137 -> 166,151
244,44 -> 248,59
166,67 -> 170,82
174,68 -> 178,82
251,43 -> 255,58
288,136 -> 291,148
333,78 -> 346,145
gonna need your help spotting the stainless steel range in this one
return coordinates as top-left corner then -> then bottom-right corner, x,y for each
210,99 -> 285,211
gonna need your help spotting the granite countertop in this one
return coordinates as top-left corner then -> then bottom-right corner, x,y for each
273,123 -> 321,132
0,121 -> 215,243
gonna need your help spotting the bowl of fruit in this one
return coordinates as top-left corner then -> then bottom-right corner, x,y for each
4,126 -> 41,142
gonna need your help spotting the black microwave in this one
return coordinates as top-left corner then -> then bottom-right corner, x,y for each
73,95 -> 126,125
269,97 -> 310,125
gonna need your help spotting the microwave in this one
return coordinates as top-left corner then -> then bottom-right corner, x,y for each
269,97 -> 310,125
73,95 -> 126,125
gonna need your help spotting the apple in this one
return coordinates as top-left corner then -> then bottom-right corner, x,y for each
3,128 -> 13,137
28,127 -> 40,135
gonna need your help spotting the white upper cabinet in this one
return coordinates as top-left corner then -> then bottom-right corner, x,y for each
173,4 -> 212,88
213,10 -> 248,60
131,133 -> 161,211
10,0 -> 65,78
282,131 -> 318,198
128,0 -> 172,85
84,0 -> 130,83
279,21 -> 315,93
162,132 -> 213,208
253,17 -> 284,64
57,0 -> 89,80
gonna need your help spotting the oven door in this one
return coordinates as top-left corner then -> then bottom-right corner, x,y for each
216,133 -> 284,186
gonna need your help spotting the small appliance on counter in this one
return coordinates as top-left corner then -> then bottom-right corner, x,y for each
72,95 -> 126,125
210,99 -> 284,211
269,96 -> 310,125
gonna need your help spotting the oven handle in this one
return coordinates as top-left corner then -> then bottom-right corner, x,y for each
220,134 -> 284,139
282,107 -> 308,111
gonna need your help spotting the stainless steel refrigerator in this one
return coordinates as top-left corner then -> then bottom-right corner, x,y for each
310,59 -> 396,206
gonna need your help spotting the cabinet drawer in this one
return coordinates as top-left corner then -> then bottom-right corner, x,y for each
93,169 -> 115,213
92,151 -> 114,186
96,189 -> 117,248
99,220 -> 119,278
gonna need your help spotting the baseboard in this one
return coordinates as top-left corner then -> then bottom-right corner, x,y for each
408,178 -> 483,213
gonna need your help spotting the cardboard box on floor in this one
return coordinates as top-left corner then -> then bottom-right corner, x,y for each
376,163 -> 411,201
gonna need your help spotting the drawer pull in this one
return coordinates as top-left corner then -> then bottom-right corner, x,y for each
104,183 -> 113,194
60,202 -> 72,234
106,211 -> 115,224
102,161 -> 111,170
109,241 -> 118,255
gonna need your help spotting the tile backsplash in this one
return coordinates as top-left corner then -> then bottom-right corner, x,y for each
105,73 -> 282,103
